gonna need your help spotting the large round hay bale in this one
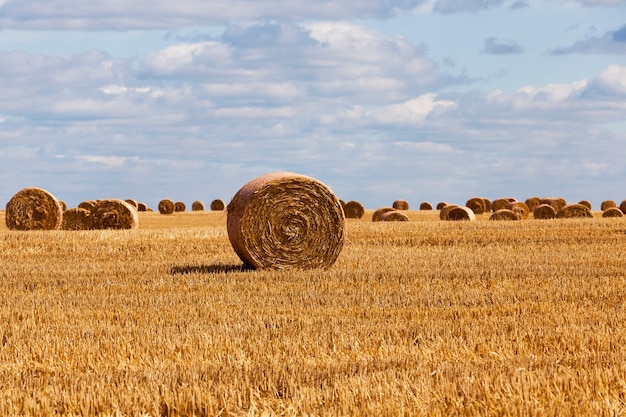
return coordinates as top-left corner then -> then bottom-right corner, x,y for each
226,172 -> 346,270
210,199 -> 225,211
372,207 -> 396,222
380,210 -> 410,222
465,197 -> 486,215
174,201 -> 186,212
601,200 -> 616,211
620,200 -> 626,214
5,187 -> 63,231
436,201 -> 448,210
556,204 -> 593,219
524,197 -> 541,213
533,204 -> 556,220
419,202 -> 433,210
61,208 -> 93,230
392,199 -> 409,210
192,200 -> 205,211
158,199 -> 175,215
507,201 -> 530,219
602,207 -> 623,218
78,200 -> 97,212
491,198 -> 513,212
91,199 -> 139,229
344,200 -> 365,219
137,202 -> 147,212
443,206 -> 475,221
489,209 -> 519,221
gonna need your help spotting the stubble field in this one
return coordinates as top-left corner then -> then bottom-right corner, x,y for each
1,209 -> 625,416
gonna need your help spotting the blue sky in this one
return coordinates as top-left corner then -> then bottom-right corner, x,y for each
1,0 -> 625,210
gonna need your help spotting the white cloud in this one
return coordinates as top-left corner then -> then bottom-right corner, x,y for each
591,65 -> 626,95
75,155 -> 139,167
370,94 -> 457,124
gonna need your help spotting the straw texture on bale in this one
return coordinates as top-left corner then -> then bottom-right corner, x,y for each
555,204 -> 593,219
344,201 -> 365,219
489,209 -> 519,221
210,199 -> 225,211
5,187 -> 63,231
91,199 -> 139,230
372,207 -> 396,222
392,199 -> 409,210
380,211 -> 410,222
601,200 -> 616,211
541,197 -> 567,211
192,200 -> 205,211
602,207 -> 623,218
158,199 -> 175,215
465,197 -> 486,215
59,200 -> 67,211
620,200 -> 626,214
419,202 -> 433,210
61,208 -> 93,230
507,201 -> 530,219
481,198 -> 492,213
137,202 -> 147,212
577,200 -> 592,210
78,200 -> 97,212
227,172 -> 346,270
533,204 -> 556,220
491,198 -> 514,212
524,197 -> 541,213
436,202 -> 448,210
174,201 -> 186,212
445,206 -> 476,221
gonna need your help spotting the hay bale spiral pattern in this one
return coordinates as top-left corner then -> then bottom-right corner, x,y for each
158,199 -> 175,215
210,199 -> 225,211
5,187 -> 63,231
227,172 -> 346,270
343,201 -> 365,219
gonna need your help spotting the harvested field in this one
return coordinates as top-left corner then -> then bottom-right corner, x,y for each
1,208 -> 625,416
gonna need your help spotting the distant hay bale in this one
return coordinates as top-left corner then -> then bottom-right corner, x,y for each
540,197 -> 567,211
419,202 -> 433,210
491,198 -> 513,212
124,199 -> 138,210
344,200 -> 365,219
226,172 -> 346,270
137,202 -> 147,212
507,201 -> 530,219
524,197 -> 541,213
380,210 -> 410,222
482,198 -> 492,213
601,200 -> 616,211
465,197 -> 486,215
577,200 -> 592,210
61,208 -> 93,230
439,204 -> 459,221
392,199 -> 409,210
192,200 -> 205,211
158,199 -> 175,215
59,200 -> 67,211
441,205 -> 475,221
174,201 -> 186,212
5,187 -> 63,231
436,201 -> 448,210
78,200 -> 97,212
210,199 -> 225,211
555,204 -> 593,219
602,207 -> 623,218
372,207 -> 396,222
620,200 -> 626,214
91,199 -> 139,229
489,209 -> 519,221
533,204 -> 556,220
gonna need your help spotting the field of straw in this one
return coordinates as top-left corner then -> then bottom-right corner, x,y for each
1,208 -> 626,416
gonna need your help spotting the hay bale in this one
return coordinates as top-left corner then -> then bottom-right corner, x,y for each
442,206 -> 475,221
59,200 -> 67,211
174,201 -> 186,212
602,207 -> 623,218
533,204 -> 556,220
540,197 -> 567,211
5,187 -> 63,231
577,200 -> 592,210
380,210 -> 410,222
601,200 -> 616,211
91,199 -> 139,229
620,200 -> 626,214
124,199 -> 138,210
344,200 -> 365,219
491,198 -> 513,212
489,209 -> 519,221
419,202 -> 433,210
524,197 -> 541,213
482,198 -> 492,213
507,201 -> 530,219
192,200 -> 205,211
392,199 -> 409,210
372,207 -> 396,222
61,208 -> 93,230
210,199 -> 225,211
137,202 -> 147,212
436,201 -> 448,210
226,172 -> 346,270
78,200 -> 97,212
555,204 -> 593,219
158,199 -> 175,215
465,197 -> 486,215
439,204 -> 459,221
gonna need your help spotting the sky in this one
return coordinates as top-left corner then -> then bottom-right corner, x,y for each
1,0 -> 625,210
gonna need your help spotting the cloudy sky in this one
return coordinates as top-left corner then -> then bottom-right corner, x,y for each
1,0 -> 625,210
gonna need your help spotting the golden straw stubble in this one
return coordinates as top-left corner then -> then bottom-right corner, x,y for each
91,199 -> 139,230
5,187 -> 63,230
227,172 -> 346,270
